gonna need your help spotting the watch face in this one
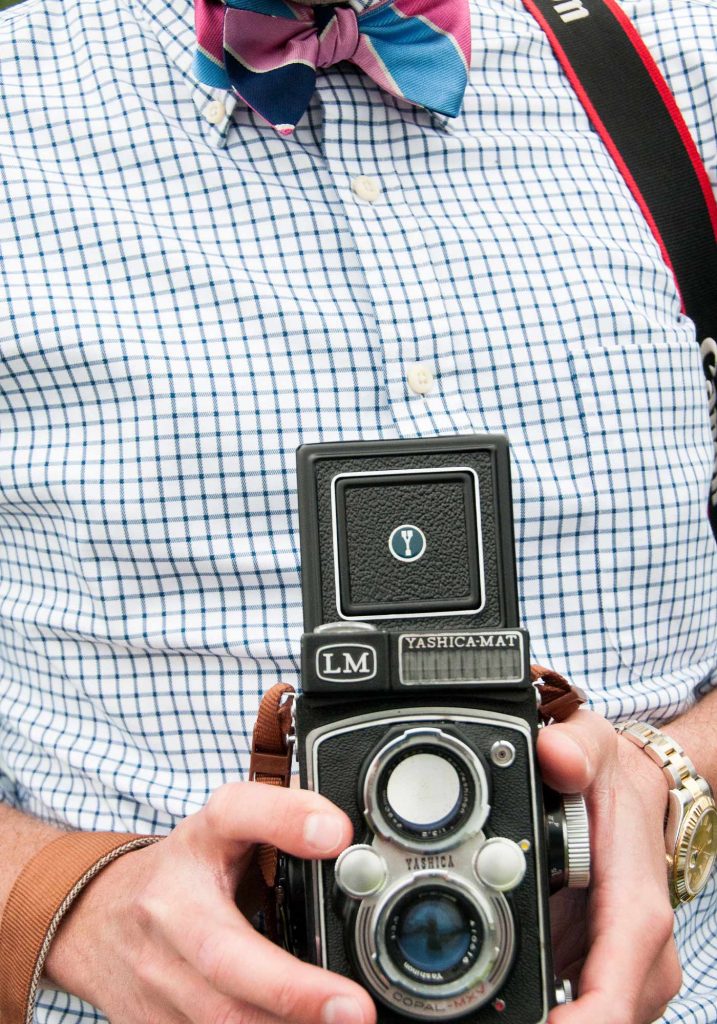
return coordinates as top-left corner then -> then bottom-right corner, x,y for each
685,805 -> 717,892
674,799 -> 717,903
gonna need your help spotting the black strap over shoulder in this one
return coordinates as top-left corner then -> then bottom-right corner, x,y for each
522,0 -> 717,541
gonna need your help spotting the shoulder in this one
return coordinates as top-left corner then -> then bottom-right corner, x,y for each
625,0 -> 717,175
0,0 -> 75,129
0,0 -> 69,79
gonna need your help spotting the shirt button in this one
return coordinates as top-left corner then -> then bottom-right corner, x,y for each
407,363 -> 435,395
351,176 -> 381,203
204,100 -> 227,125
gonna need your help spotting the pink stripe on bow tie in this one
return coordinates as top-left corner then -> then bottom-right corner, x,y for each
195,0 -> 225,67
224,7 -> 360,74
394,0 -> 471,66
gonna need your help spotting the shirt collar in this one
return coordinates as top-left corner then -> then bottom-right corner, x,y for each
126,0 -> 450,148
128,0 -> 237,147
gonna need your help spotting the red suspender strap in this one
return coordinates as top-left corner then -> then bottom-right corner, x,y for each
522,0 -> 717,541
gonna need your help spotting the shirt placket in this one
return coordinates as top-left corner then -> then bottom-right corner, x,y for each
316,87 -> 462,439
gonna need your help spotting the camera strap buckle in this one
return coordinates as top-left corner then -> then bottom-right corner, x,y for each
249,682 -> 296,790
531,665 -> 587,724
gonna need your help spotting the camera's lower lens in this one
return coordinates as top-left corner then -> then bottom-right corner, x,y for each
397,897 -> 469,971
386,888 -> 483,985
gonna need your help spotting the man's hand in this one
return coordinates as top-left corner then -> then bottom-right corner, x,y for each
539,710 -> 682,1024
44,782 -> 377,1024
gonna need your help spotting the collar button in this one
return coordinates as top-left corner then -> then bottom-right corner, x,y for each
204,100 -> 227,125
351,175 -> 381,204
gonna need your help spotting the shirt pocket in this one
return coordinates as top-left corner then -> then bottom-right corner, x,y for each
567,333 -> 717,678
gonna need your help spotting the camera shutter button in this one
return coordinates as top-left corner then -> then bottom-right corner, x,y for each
474,837 -> 527,892
335,845 -> 387,899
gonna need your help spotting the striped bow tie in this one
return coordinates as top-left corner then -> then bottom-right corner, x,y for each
193,0 -> 471,136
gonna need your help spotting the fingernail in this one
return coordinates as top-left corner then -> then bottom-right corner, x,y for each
554,730 -> 591,778
568,734 -> 591,773
304,812 -> 344,854
322,995 -> 366,1024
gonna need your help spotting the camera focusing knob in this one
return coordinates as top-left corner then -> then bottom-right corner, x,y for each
474,837 -> 526,892
562,793 -> 591,888
335,844 -> 388,899
555,979 -> 573,1004
545,791 -> 591,891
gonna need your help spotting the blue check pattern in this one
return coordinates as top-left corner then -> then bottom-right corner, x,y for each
1,0 -> 717,1020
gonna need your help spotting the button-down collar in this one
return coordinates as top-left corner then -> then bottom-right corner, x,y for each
127,0 -> 444,148
128,0 -> 236,146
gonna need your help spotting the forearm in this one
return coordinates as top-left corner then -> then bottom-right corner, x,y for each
0,803 -> 65,917
663,686 -> 717,792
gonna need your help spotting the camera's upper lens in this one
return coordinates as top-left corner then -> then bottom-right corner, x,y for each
362,727 -> 490,852
386,752 -> 461,829
386,888 -> 483,985
378,745 -> 474,841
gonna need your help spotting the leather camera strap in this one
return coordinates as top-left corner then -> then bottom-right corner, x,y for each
248,682 -> 296,939
531,664 -> 588,723
0,831 -> 160,1024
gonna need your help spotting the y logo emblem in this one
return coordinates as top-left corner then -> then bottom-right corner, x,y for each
388,524 -> 427,562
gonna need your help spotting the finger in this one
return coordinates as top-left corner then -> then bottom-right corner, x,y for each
140,951 -> 293,1024
548,918 -> 675,1024
164,903 -> 376,1024
640,943 -> 682,1023
548,916 -> 658,1022
537,710 -> 617,793
187,782 -> 354,864
549,887 -> 588,982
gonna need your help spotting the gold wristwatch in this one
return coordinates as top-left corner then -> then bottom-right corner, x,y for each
616,720 -> 717,907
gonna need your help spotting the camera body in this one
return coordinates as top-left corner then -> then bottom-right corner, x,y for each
285,436 -> 588,1024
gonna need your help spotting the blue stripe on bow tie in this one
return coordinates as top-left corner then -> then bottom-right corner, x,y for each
225,0 -> 299,16
359,3 -> 468,118
194,48 -> 231,89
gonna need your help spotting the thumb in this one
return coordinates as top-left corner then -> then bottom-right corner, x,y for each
537,710 -> 616,793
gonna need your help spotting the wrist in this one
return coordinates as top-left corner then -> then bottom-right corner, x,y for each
43,841 -> 145,996
0,831 -> 158,1024
616,733 -> 670,822
659,717 -> 712,790
42,853 -> 113,991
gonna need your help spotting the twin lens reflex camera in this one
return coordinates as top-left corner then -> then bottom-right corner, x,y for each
282,435 -> 590,1024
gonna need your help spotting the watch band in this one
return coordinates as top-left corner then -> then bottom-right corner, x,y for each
615,720 -> 711,803
616,720 -> 717,906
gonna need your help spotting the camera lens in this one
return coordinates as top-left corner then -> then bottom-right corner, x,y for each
386,888 -> 483,984
378,745 -> 474,841
357,872 -> 515,1013
362,728 -> 490,852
